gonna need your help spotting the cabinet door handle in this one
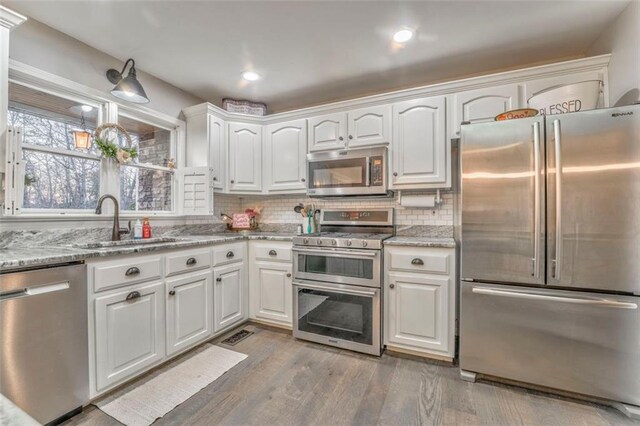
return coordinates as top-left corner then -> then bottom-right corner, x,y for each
300,178 -> 306,182
125,291 -> 141,301
269,250 -> 277,256
230,180 -> 235,184
389,283 -> 395,289
216,277 -> 222,282
338,136 -> 344,141
411,258 -> 424,266
348,135 -> 353,140
169,290 -> 176,296
393,172 -> 398,177
186,257 -> 197,266
286,273 -> 292,278
213,177 -> 218,181
226,251 -> 235,258
125,267 -> 140,276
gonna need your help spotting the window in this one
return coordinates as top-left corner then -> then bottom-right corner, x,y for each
7,82 -> 102,211
117,112 -> 175,213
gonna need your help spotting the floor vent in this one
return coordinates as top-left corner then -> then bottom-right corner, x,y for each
221,329 -> 254,346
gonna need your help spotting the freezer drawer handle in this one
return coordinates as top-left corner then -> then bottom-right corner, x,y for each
411,258 -> 424,266
472,287 -> 637,309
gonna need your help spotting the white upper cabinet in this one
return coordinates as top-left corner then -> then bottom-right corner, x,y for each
451,84 -> 520,137
391,96 -> 448,188
209,115 -> 226,191
228,122 -> 262,192
264,119 -> 307,192
346,105 -> 392,148
307,112 -> 348,152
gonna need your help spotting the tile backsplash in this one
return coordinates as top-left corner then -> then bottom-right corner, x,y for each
187,191 -> 453,227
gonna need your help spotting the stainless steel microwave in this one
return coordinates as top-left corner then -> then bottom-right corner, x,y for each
306,147 -> 389,196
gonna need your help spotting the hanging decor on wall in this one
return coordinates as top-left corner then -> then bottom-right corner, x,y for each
106,58 -> 150,104
93,123 -> 138,165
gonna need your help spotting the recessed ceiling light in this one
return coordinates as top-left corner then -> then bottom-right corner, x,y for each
80,105 -> 94,112
393,29 -> 414,43
242,71 -> 261,82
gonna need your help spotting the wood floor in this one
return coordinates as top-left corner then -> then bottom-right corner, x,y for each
64,324 -> 638,426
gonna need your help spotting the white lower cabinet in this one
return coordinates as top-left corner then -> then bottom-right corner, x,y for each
213,262 -> 247,332
166,270 -> 214,356
384,246 -> 456,360
94,280 -> 166,391
248,241 -> 293,328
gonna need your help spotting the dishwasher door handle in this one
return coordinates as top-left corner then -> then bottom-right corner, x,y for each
0,281 -> 70,301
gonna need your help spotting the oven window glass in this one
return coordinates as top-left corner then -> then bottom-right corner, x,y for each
296,287 -> 373,345
309,158 -> 366,188
298,254 -> 373,279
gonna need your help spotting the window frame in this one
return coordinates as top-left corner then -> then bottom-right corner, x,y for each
116,106 -> 179,216
8,79 -> 106,216
4,60 -> 186,219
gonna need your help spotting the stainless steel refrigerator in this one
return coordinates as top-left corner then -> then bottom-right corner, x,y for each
459,104 -> 640,418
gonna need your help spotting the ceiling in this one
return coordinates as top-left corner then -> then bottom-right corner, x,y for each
6,0 -> 630,113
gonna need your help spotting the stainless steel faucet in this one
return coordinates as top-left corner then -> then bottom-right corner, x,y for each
95,194 -> 131,241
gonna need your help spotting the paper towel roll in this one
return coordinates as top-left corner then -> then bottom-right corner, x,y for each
400,194 -> 436,208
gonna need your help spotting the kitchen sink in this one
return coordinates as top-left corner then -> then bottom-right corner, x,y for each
73,237 -> 180,249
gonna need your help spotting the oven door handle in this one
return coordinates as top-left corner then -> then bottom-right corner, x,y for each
294,281 -> 378,297
292,247 -> 378,257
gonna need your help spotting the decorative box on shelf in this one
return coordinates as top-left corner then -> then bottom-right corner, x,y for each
222,98 -> 267,116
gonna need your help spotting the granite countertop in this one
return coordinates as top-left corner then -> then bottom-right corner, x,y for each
0,232 -> 296,272
384,236 -> 457,248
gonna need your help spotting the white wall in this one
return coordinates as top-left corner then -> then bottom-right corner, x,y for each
588,0 -> 640,106
8,18 -> 203,119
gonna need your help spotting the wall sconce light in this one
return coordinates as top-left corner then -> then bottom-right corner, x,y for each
72,111 -> 92,150
106,58 -> 150,104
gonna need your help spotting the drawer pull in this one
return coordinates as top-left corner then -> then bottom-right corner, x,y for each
411,258 -> 424,266
125,267 -> 140,276
216,277 -> 222,282
269,250 -> 277,256
125,291 -> 141,301
186,257 -> 197,266
226,251 -> 235,258
169,290 -> 176,296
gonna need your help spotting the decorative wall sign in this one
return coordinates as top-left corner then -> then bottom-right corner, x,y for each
232,213 -> 251,229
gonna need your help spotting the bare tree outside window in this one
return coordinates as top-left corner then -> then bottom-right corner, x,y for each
8,83 -> 101,211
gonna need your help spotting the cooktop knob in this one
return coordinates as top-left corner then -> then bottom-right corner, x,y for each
303,238 -> 309,244
331,239 -> 337,245
346,240 -> 352,247
362,241 -> 368,247
317,240 -> 323,245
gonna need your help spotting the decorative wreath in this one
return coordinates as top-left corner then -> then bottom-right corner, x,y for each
93,123 -> 138,164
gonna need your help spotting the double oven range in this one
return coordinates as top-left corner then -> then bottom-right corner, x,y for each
292,208 -> 393,356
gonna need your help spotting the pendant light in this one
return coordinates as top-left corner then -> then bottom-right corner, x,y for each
106,58 -> 150,104
72,111 -> 92,150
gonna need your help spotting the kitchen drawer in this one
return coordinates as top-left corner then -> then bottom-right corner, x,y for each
213,243 -> 245,267
92,255 -> 162,293
251,242 -> 292,262
165,249 -> 211,277
386,247 -> 451,275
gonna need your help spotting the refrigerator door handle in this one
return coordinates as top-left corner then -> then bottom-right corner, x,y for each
471,287 -> 638,309
552,119 -> 563,280
532,122 -> 541,278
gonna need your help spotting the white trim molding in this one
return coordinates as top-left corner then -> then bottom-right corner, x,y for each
0,6 -> 27,30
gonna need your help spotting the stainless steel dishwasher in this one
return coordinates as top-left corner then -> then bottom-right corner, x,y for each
0,262 -> 88,424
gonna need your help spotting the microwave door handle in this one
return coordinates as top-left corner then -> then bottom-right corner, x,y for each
365,157 -> 371,187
